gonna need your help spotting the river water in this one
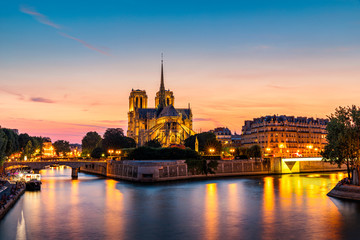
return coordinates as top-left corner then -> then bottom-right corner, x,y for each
1,167 -> 360,240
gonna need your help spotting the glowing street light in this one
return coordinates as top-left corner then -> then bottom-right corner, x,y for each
208,148 -> 215,154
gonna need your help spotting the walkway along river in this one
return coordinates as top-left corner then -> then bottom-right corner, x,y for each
0,167 -> 360,240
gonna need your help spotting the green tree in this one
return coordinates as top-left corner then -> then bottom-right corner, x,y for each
0,130 -> 7,165
248,145 -> 262,160
22,140 -> 34,160
102,128 -> 136,151
185,159 -> 218,175
185,132 -> 222,154
53,140 -> 71,156
322,106 -> 360,179
91,147 -> 104,159
144,139 -> 162,148
1,128 -> 19,156
18,133 -> 31,151
82,131 -> 102,156
235,147 -> 249,159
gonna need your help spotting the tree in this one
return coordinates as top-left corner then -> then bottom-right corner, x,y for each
91,147 -> 104,159
144,139 -> 162,148
185,132 -> 222,154
22,140 -> 34,160
248,145 -> 262,160
235,147 -> 249,159
53,140 -> 71,156
0,130 -> 7,165
102,128 -> 136,151
1,128 -> 19,156
322,105 -> 360,179
82,131 -> 102,156
185,158 -> 218,175
18,133 -> 31,151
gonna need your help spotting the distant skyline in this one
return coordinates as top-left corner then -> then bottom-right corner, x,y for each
1,0 -> 360,143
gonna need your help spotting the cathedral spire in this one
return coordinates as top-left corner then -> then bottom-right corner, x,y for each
158,54 -> 166,109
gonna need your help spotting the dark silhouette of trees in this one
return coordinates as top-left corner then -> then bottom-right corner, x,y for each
53,140 -> 71,156
91,147 -> 104,159
185,132 -> 222,154
322,105 -> 360,180
144,139 -> 162,148
102,128 -> 136,151
248,145 -> 262,160
82,131 -> 102,156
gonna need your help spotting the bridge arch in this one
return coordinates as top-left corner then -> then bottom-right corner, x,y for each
3,160 -> 106,179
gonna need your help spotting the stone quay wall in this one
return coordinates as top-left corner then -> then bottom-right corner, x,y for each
80,158 -> 346,183
0,183 -> 26,220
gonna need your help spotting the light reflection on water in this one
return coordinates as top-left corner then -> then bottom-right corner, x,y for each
1,167 -> 360,240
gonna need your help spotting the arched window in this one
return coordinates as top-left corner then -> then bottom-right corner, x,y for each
140,98 -> 143,108
167,98 -> 170,106
135,97 -> 138,108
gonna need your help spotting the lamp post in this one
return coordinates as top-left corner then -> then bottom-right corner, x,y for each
108,149 -> 114,158
208,148 -> 215,155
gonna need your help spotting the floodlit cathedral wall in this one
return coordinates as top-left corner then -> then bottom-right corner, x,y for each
127,61 -> 195,146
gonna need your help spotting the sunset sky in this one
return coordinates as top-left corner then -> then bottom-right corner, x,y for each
1,0 -> 360,143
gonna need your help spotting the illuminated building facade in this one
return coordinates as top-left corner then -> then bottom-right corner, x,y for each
212,127 -> 232,145
241,115 -> 328,158
127,60 -> 195,146
42,142 -> 55,157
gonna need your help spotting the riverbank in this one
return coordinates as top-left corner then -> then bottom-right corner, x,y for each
327,181 -> 360,201
80,158 -> 347,183
0,181 -> 26,220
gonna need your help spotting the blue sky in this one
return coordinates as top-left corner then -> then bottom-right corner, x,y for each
1,0 -> 360,142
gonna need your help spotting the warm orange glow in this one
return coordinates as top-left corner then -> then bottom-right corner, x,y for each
105,179 -> 124,237
262,177 -> 275,238
204,183 -> 218,240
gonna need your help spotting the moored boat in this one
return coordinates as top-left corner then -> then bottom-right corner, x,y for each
25,180 -> 41,191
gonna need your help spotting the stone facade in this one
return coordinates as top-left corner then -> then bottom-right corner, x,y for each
241,115 -> 328,158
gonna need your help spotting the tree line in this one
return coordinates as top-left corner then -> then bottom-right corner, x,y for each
81,128 -> 136,158
0,128 -> 49,165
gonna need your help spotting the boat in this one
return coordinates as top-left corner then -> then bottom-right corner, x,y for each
26,180 -> 41,191
24,174 -> 42,191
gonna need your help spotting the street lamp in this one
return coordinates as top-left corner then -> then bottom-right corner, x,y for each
229,148 -> 235,154
208,148 -> 215,155
108,149 -> 114,157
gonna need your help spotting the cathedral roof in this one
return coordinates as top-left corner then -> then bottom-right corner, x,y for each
158,105 -> 179,118
138,108 -> 157,119
176,109 -> 191,119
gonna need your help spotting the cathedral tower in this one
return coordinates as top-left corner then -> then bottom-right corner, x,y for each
129,89 -> 148,112
155,59 -> 174,108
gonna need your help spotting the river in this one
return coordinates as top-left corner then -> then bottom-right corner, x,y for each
0,167 -> 360,240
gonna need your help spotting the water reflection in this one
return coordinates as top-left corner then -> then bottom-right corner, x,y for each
15,211 -> 26,240
262,177 -> 275,239
262,172 -> 345,240
205,183 -> 218,240
1,170 -> 359,240
105,179 -> 124,240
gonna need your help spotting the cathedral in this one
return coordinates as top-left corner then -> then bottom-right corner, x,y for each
127,60 -> 195,146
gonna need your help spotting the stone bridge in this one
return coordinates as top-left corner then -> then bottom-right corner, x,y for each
3,160 -> 107,179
